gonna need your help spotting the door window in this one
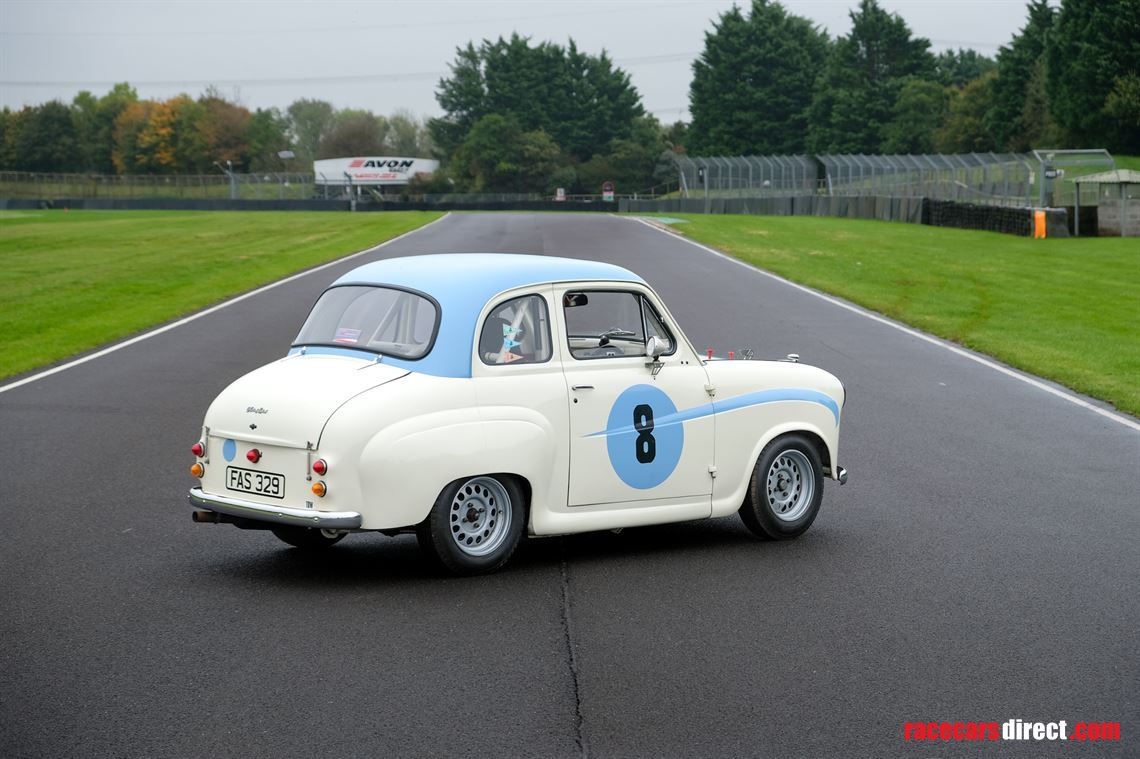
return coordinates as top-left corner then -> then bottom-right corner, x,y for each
563,290 -> 675,359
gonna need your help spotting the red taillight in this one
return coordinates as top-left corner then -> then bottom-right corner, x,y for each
247,449 -> 261,463
191,442 -> 204,457
312,458 -> 328,475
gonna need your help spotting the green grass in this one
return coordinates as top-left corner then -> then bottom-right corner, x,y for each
0,210 -> 442,379
659,213 -> 1140,417
1112,154 -> 1140,172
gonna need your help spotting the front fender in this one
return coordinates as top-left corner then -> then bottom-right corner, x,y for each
711,419 -> 839,518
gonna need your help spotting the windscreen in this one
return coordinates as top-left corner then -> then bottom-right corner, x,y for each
293,285 -> 438,360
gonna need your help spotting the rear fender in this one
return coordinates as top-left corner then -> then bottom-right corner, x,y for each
357,411 -> 556,530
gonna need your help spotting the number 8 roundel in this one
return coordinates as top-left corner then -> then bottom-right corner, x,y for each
604,384 -> 684,489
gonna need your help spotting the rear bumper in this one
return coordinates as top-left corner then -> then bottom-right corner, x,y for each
188,488 -> 362,529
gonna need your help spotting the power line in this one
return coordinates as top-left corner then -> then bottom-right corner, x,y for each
0,51 -> 702,89
0,1 -> 710,38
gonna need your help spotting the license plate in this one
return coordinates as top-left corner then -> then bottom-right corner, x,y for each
226,466 -> 285,499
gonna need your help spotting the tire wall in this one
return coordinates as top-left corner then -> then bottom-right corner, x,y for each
620,196 -> 1069,238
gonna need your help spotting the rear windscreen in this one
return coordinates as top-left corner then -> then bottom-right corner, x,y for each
293,285 -> 439,360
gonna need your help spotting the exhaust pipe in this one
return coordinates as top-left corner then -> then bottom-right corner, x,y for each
191,509 -> 273,529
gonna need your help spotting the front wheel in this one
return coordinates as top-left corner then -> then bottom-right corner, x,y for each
271,526 -> 345,550
416,475 -> 525,575
739,434 -> 824,540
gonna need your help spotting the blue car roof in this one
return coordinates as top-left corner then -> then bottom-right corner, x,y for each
308,253 -> 645,378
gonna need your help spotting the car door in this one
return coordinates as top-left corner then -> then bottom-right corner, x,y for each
558,284 -> 714,511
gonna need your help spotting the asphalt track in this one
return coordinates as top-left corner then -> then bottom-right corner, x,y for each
2,212 -> 1137,758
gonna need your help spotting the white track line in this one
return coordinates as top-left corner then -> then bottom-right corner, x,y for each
627,215 -> 1140,433
0,212 -> 452,396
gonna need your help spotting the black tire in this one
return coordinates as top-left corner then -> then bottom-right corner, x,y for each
416,475 -> 525,575
271,526 -> 346,550
739,433 -> 824,540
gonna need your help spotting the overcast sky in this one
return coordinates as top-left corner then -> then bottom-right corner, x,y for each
1,0 -> 1039,122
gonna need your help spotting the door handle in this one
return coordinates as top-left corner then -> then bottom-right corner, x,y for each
571,384 -> 595,391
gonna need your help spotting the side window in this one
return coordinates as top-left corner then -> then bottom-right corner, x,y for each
563,290 -> 646,359
479,294 -> 552,365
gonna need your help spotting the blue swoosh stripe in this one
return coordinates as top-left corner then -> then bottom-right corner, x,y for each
587,387 -> 839,438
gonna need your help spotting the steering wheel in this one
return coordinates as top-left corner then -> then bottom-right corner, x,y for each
597,327 -> 636,347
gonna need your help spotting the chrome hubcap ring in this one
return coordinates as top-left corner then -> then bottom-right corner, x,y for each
766,449 -> 814,522
449,477 -> 511,557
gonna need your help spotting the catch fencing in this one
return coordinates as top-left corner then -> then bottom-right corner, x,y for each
672,150 -> 1115,209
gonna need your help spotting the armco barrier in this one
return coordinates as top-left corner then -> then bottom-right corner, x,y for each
620,195 -> 1066,237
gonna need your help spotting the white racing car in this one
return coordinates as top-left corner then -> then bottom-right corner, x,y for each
186,254 -> 847,574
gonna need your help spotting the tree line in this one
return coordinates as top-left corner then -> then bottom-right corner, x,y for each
1,0 -> 1135,195
0,86 -> 432,176
688,0 -> 1139,157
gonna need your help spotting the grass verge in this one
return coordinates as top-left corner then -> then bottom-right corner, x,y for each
659,213 -> 1140,417
0,210 -> 443,380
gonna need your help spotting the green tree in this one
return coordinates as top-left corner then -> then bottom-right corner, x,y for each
430,42 -> 486,158
79,83 -> 138,174
1104,74 -> 1140,154
1046,0 -> 1140,152
245,107 -> 292,171
70,91 -> 102,172
688,0 -> 829,155
451,113 -> 562,193
934,49 -> 997,87
881,78 -> 949,154
0,108 -> 24,169
934,70 -> 998,152
807,0 -> 935,153
286,99 -> 335,166
430,34 -> 644,162
387,109 -> 432,156
579,115 -> 667,194
318,109 -> 388,158
14,101 -> 81,172
988,1 -> 1053,150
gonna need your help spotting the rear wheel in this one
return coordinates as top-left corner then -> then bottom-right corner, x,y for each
416,475 -> 524,575
740,434 -> 824,540
271,526 -> 345,550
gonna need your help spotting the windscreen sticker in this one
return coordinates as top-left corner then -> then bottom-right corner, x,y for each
503,325 -> 523,337
501,351 -> 524,363
333,327 -> 362,344
502,338 -> 521,350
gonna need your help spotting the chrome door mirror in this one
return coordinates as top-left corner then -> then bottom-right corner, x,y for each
644,336 -> 667,376
645,335 -> 667,360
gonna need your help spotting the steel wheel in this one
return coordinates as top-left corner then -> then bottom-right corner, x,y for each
418,475 -> 525,575
447,476 -> 513,557
765,449 -> 815,522
740,433 -> 824,540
